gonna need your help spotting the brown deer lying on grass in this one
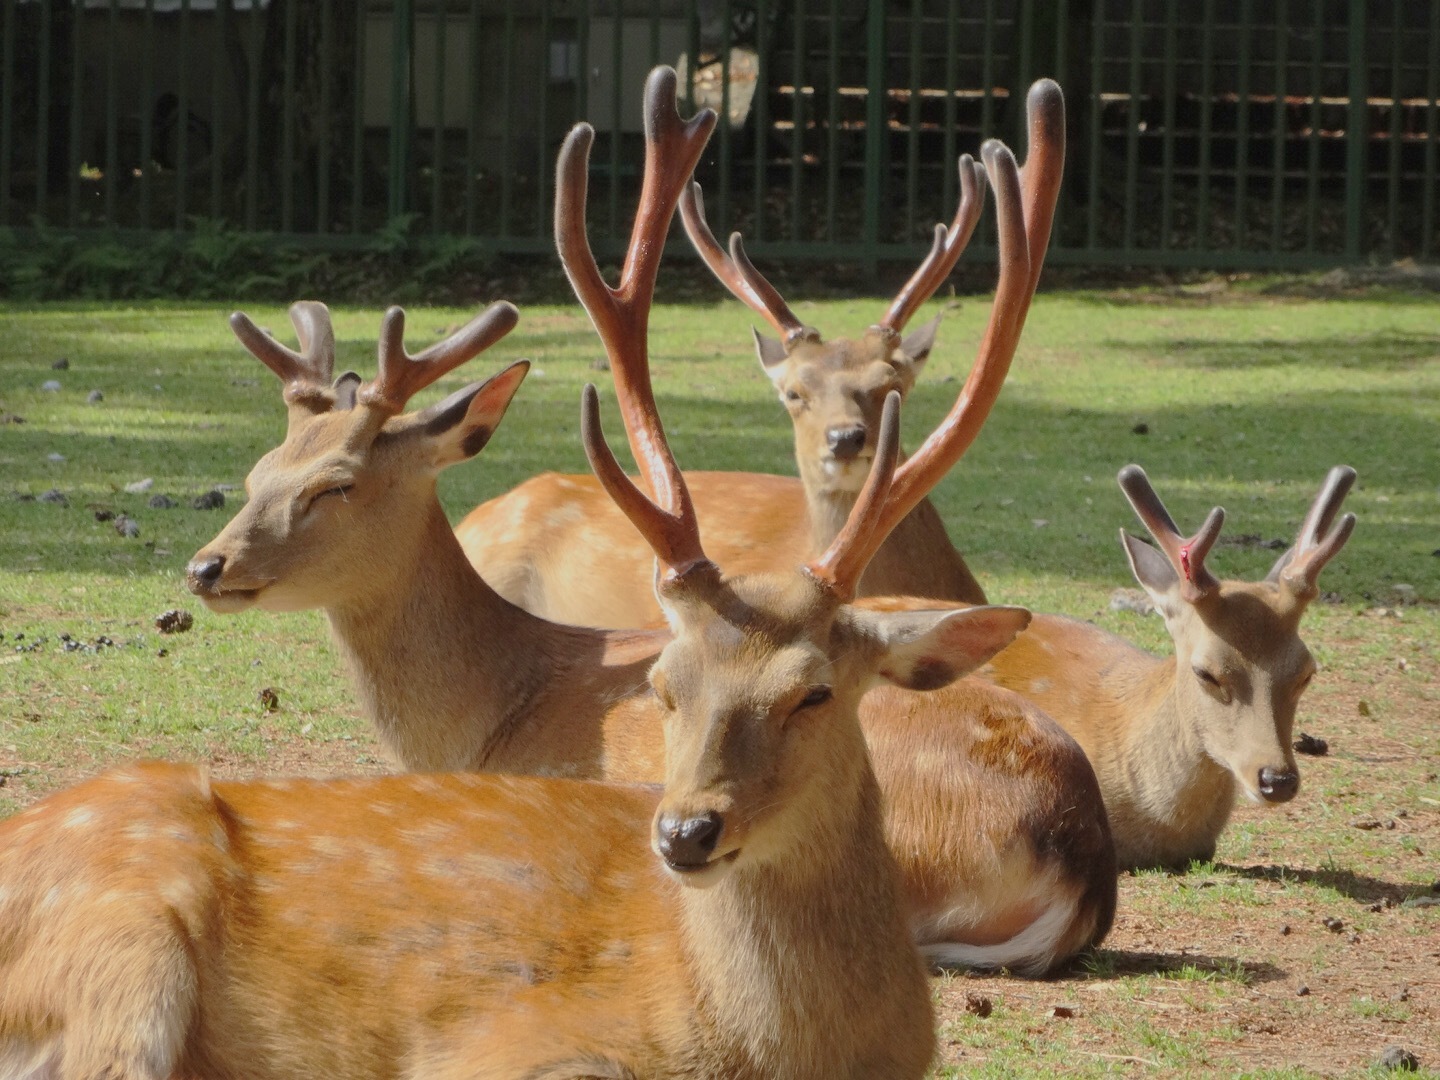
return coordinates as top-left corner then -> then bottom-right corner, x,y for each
979,464 -> 1356,869
185,69 -> 1114,976
451,80 -> 1064,628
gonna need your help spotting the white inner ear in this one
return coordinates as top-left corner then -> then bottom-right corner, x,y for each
869,605 -> 1030,691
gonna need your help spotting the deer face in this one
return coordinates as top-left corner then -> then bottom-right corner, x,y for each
187,362 -> 528,614
648,569 -> 1030,887
758,321 -> 939,496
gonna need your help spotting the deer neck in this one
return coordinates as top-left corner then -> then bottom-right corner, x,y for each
676,755 -> 930,1077
1107,657 -> 1238,865
323,501 -> 574,773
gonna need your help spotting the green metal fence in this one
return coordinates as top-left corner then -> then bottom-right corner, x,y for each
3,0 -> 1437,270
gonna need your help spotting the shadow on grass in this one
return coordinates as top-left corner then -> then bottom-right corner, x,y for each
947,949 -> 1286,985
1220,862 -> 1436,906
1103,330 -> 1440,372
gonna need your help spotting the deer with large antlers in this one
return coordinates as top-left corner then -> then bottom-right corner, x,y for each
185,69 -> 1114,975
979,464 -> 1357,869
452,80 -> 1065,629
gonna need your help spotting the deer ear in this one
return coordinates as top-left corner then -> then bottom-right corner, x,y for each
858,604 -> 1031,692
413,360 -> 529,469
1119,528 -> 1183,611
896,313 -> 941,375
753,326 -> 790,380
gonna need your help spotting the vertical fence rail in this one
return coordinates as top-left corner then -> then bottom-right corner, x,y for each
2,1 -> 1438,270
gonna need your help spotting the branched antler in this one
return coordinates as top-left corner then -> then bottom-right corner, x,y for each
359,302 -> 520,416
230,301 -> 337,416
562,66 -> 718,586
1117,465 -> 1225,602
1267,466 -> 1357,597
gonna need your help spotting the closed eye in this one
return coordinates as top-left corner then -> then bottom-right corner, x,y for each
797,686 -> 832,710
310,485 -> 353,509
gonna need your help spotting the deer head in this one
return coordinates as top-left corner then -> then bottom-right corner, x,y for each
567,68 -> 1039,888
1117,464 -> 1357,806
678,81 -> 1062,498
186,302 -> 526,613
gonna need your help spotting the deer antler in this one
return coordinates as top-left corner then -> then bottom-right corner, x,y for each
230,301 -> 337,414
876,154 -> 988,335
358,301 -> 520,416
1116,465 -> 1225,602
678,182 -> 818,345
807,80 -> 1064,593
561,66 -> 718,586
1267,466 -> 1357,598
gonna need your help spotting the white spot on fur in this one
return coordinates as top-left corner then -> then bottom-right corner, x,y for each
309,835 -> 346,859
62,807 -> 95,829
370,802 -> 397,817
124,823 -> 154,842
1030,677 -> 1052,694
544,504 -> 585,528
160,878 -> 194,909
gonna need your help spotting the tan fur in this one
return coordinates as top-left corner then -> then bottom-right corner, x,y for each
455,326 -> 984,630
979,582 -> 1319,870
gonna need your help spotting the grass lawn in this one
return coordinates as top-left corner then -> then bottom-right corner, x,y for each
1,283 -> 1437,1076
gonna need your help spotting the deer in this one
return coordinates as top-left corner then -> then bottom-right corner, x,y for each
184,68 -> 1115,976
977,464 -> 1357,869
450,78 -> 1065,629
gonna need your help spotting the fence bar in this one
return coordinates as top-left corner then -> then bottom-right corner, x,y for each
388,0 -> 413,222
317,0 -> 332,233
104,0 -> 119,225
1343,0 -> 1366,259
244,0 -> 262,229
500,0 -> 515,237
904,0 -> 922,239
1385,4 -> 1401,258
0,0 -> 14,224
1269,0 -> 1287,252
281,0 -> 298,232
139,0 -> 155,228
608,0 -> 622,237
861,0 -> 887,273
34,0 -> 49,221
825,0 -> 839,242
465,0 -> 478,235
751,0 -> 768,243
717,0 -> 733,236
797,0 -> 812,242
1160,0 -> 1177,250
432,1 -> 448,233
941,0 -> 958,224
536,0 -> 553,239
1233,0 -> 1252,249
1122,0 -> 1141,253
1424,2 -> 1439,257
210,0 -> 225,220
980,0 -> 995,139
1304,0 -> 1321,252
1196,0 -> 1214,249
67,0 -> 82,227
1085,0 -> 1101,251
351,2 -> 368,232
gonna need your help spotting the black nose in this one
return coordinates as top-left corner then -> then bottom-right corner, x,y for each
187,554 -> 226,591
656,811 -> 724,868
826,425 -> 867,459
1258,766 -> 1299,803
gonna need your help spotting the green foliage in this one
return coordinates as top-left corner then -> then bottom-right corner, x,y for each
0,217 -> 500,304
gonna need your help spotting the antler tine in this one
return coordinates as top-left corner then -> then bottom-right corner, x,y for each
679,181 -> 817,345
556,66 -> 716,581
1017,78 -> 1066,316
877,154 -> 988,333
806,391 -> 904,599
580,384 -> 709,579
1268,465 -> 1358,594
1117,464 -> 1224,600
229,301 -> 336,408
361,301 -> 520,415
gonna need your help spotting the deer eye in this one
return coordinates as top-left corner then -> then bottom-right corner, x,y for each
797,686 -> 833,710
783,388 -> 804,404
309,485 -> 353,509
1192,666 -> 1220,688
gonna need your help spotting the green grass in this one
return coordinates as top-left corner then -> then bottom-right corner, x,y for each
2,289 -> 1439,1076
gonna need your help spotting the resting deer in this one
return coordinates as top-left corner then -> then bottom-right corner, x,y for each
452,80 -> 1064,629
185,68 -> 1115,975
979,464 -> 1356,869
